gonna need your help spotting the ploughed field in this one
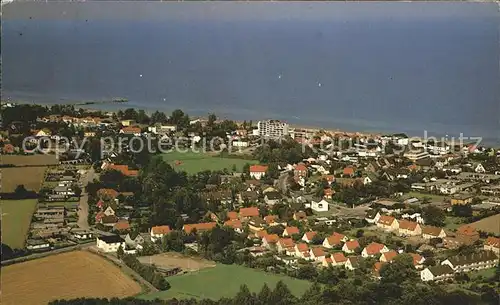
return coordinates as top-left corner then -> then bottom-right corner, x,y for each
1,251 -> 142,305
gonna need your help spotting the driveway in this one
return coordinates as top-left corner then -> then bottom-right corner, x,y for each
77,167 -> 97,230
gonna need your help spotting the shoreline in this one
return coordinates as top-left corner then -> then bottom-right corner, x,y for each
3,99 -> 499,146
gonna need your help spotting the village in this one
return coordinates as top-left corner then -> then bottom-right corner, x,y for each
1,104 -> 499,296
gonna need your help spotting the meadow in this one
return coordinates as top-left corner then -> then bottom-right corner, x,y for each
0,154 -> 58,166
1,166 -> 47,192
161,151 -> 257,174
141,264 -> 311,300
1,251 -> 142,305
0,199 -> 38,249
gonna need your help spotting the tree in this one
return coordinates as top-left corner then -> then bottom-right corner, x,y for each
379,254 -> 417,284
296,264 -> 318,280
150,111 -> 167,124
452,204 -> 472,217
258,283 -> 272,304
422,205 -> 446,226
116,245 -> 124,259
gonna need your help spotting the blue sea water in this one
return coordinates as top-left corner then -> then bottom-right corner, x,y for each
2,2 -> 500,144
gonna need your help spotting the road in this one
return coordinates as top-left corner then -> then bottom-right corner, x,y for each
77,167 -> 97,230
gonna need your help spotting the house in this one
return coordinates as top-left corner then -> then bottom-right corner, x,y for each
322,175 -> 335,185
70,229 -> 94,240
2,143 -> 15,154
264,191 -> 282,206
224,219 -> 243,233
376,215 -> 399,232
302,231 -> 317,243
373,262 -> 385,278
277,238 -> 296,255
484,237 -> 500,254
309,247 -> 326,262
97,188 -> 119,200
262,234 -> 280,249
263,215 -> 281,227
422,226 -> 446,239
227,211 -> 239,220
455,225 -> 480,245
202,191 -> 233,206
248,217 -> 266,233
294,164 -> 308,177
343,166 -> 356,177
26,239 -> 51,251
150,225 -> 172,242
365,210 -> 381,224
120,126 -> 142,136
293,211 -> 307,222
121,119 -> 135,126
345,256 -> 361,270
103,164 -> 139,177
323,188 -> 334,200
96,235 -> 125,253
33,128 -> 52,137
379,250 -> 398,263
323,232 -> 347,249
311,199 -> 329,212
283,226 -> 300,237
420,265 -> 455,282
114,219 -> 130,232
249,165 -> 269,180
450,194 -> 474,205
474,163 -> 486,173
342,240 -> 361,254
410,253 -> 425,269
362,242 -> 389,258
294,243 -> 310,259
100,215 -> 118,227
239,207 -> 260,219
239,191 -> 259,204
398,220 -> 422,236
125,232 -> 146,250
441,251 -> 498,273
183,222 -> 217,234
103,206 -> 116,217
53,185 -> 75,196
327,252 -> 348,267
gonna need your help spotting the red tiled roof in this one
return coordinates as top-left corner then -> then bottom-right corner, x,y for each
485,236 -> 500,248
294,212 -> 307,220
364,242 -> 386,256
279,238 -> 295,248
151,225 -> 171,235
264,215 -> 279,225
2,144 -> 14,153
311,247 -> 325,257
107,164 -> 139,177
344,240 -> 360,250
263,234 -> 279,244
97,188 -> 119,199
227,211 -> 238,220
296,243 -> 309,252
399,219 -> 419,231
324,188 -> 334,196
255,230 -> 268,238
295,164 -> 307,171
224,219 -> 243,230
249,165 -> 268,173
304,231 -> 317,241
377,215 -> 396,226
183,222 -> 217,234
114,220 -> 130,231
343,167 -> 355,175
239,207 -> 260,218
381,250 -> 398,262
409,253 -> 423,266
325,232 -> 345,246
121,126 -> 142,134
374,262 -> 385,273
332,252 -> 347,263
322,175 -> 335,182
284,226 -> 300,236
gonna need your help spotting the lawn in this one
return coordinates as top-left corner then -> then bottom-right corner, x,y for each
469,267 -> 496,280
444,216 -> 463,230
161,151 -> 257,174
140,264 -> 311,300
405,191 -> 449,203
0,199 -> 38,249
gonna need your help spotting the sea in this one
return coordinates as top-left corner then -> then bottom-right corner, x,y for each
2,2 -> 500,145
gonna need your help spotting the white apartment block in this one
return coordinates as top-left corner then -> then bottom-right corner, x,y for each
257,120 -> 289,139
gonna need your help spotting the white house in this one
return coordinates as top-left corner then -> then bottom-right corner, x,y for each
376,215 -> 399,232
311,200 -> 329,212
322,232 -> 347,249
294,243 -> 311,260
420,265 -> 454,282
302,231 -> 317,243
344,256 -> 360,270
309,247 -> 326,262
474,163 -> 486,173
362,242 -> 389,258
365,210 -> 381,224
150,225 -> 172,242
249,165 -> 268,180
103,206 -> 116,217
96,235 -> 125,253
441,251 -> 498,273
342,240 -> 361,254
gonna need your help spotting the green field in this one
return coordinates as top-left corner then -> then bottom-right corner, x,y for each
161,151 -> 257,174
0,199 -> 38,249
405,192 -> 449,203
444,216 -> 463,230
140,264 -> 311,300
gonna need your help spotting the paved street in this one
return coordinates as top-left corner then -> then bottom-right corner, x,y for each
77,167 -> 97,230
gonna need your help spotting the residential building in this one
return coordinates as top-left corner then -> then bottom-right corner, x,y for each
150,225 -> 172,242
455,225 -> 480,245
96,235 -> 125,253
376,215 -> 399,232
256,120 -> 289,139
451,194 -> 474,205
484,237 -> 500,254
277,238 -> 296,255
441,251 -> 498,273
283,226 -> 300,237
362,242 -> 389,258
365,210 -> 381,224
293,211 -> 307,222
120,126 -> 142,136
404,150 -> 430,162
239,207 -> 260,219
345,256 -> 361,270
183,222 -> 217,234
302,231 -> 317,243
249,165 -> 268,180
422,226 -> 446,239
264,191 -> 282,206
311,199 -> 329,212
398,220 -> 422,236
294,243 -> 310,259
262,234 -> 280,249
224,219 -> 243,233
322,232 -> 347,249
379,250 -> 398,263
294,164 -> 308,177
342,240 -> 361,254
329,252 -> 348,267
420,265 -> 454,282
309,247 -> 326,262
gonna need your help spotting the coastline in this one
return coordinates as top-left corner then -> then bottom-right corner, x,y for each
4,98 -> 499,147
